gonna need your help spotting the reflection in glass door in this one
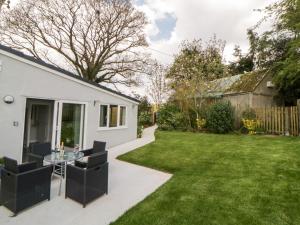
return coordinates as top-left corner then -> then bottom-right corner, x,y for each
57,103 -> 85,150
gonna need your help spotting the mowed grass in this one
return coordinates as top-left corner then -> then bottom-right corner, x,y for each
112,131 -> 300,225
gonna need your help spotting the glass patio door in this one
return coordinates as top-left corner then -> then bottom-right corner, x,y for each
53,101 -> 86,151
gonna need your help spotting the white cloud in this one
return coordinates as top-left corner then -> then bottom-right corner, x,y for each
137,0 -> 278,64
6,0 -> 279,98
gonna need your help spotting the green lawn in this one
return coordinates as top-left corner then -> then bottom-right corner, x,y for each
112,131 -> 300,225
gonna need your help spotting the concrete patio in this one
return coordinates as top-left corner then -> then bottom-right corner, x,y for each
0,126 -> 172,225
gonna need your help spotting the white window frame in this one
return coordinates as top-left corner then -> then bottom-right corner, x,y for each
52,100 -> 88,151
98,103 -> 128,131
118,105 -> 127,127
99,104 -> 109,128
109,104 -> 119,128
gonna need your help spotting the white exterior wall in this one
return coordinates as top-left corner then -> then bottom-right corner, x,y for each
0,52 -> 138,162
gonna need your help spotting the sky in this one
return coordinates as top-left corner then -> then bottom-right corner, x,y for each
7,0 -> 278,98
134,0 -> 278,65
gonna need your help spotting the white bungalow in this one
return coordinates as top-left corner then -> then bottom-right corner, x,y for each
0,44 -> 139,162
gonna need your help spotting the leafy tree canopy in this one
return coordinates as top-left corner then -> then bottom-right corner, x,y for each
165,35 -> 228,129
167,35 -> 227,86
0,0 -> 148,86
228,45 -> 254,75
250,0 -> 300,104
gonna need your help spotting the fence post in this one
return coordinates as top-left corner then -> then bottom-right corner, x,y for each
285,107 -> 290,136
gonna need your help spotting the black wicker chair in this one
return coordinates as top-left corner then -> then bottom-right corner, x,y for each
80,141 -> 106,157
65,152 -> 108,207
27,142 -> 52,167
1,157 -> 52,215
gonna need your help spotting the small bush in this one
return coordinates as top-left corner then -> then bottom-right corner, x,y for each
196,118 -> 206,130
0,158 -> 3,165
198,105 -> 210,119
240,108 -> 265,134
206,101 -> 234,134
138,112 -> 152,127
157,104 -> 189,131
242,108 -> 256,120
137,125 -> 143,138
242,119 -> 259,134
242,119 -> 265,135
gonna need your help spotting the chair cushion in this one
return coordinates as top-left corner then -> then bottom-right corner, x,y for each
18,162 -> 37,173
3,157 -> 18,173
31,142 -> 51,156
75,156 -> 89,168
93,141 -> 106,153
75,160 -> 87,168
28,142 -> 40,152
86,152 -> 108,169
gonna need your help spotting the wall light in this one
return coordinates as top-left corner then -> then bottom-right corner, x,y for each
3,95 -> 14,104
94,100 -> 99,106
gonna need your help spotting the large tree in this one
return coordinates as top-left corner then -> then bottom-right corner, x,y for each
228,45 -> 254,75
167,36 -> 227,128
0,0 -> 9,10
0,0 -> 148,86
250,0 -> 300,104
168,36 -> 226,84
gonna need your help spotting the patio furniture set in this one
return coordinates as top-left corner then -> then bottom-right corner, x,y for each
0,141 -> 109,216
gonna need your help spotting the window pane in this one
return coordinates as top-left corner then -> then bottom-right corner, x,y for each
61,103 -> 84,149
99,105 -> 108,127
119,106 -> 126,126
109,105 -> 118,127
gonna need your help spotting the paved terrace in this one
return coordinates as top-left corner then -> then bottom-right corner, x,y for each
0,126 -> 172,225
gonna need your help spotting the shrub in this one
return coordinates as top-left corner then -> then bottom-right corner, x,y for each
206,101 -> 234,134
196,118 -> 206,130
187,109 -> 198,130
157,104 -> 189,131
138,112 -> 152,126
137,125 -> 144,138
240,108 -> 265,134
242,119 -> 265,135
0,158 -> 3,165
198,105 -> 210,119
242,108 -> 256,120
242,119 -> 259,135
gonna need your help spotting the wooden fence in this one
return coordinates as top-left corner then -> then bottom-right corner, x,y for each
253,106 -> 299,136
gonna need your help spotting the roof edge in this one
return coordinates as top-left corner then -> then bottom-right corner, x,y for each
0,44 -> 140,104
252,69 -> 270,91
224,70 -> 269,94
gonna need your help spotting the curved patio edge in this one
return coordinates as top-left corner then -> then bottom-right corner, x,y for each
108,125 -> 158,159
0,125 -> 172,225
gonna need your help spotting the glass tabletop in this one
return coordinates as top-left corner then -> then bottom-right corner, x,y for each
44,151 -> 84,163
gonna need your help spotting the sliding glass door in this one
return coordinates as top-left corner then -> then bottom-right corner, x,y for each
53,101 -> 86,151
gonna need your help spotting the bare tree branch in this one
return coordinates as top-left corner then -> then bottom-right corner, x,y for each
146,60 -> 170,108
0,0 -> 148,86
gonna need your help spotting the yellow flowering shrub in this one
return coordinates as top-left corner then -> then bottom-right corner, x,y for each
196,118 -> 206,130
242,119 -> 261,135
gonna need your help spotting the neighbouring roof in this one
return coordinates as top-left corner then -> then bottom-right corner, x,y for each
208,74 -> 243,97
208,70 -> 267,97
227,70 -> 267,93
0,44 -> 140,104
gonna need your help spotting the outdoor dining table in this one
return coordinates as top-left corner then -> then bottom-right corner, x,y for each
44,151 -> 84,196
